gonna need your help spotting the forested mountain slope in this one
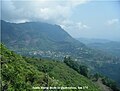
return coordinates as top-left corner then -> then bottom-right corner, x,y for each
0,44 -> 101,91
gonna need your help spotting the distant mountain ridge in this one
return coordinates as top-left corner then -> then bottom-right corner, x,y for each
77,37 -> 120,57
77,37 -> 112,44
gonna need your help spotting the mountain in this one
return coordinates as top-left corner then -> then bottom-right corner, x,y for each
88,41 -> 120,57
1,20 -> 120,86
1,20 -> 118,61
77,37 -> 120,57
1,44 -> 103,91
77,38 -> 111,44
1,20 -> 84,52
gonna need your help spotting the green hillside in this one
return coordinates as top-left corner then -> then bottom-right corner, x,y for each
1,44 -> 63,91
0,44 -> 101,91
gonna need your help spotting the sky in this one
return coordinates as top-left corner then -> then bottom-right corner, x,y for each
1,0 -> 120,41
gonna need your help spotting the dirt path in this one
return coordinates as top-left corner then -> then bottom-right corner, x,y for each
95,78 -> 113,91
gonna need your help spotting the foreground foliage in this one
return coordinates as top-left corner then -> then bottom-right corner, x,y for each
1,44 -> 62,91
0,44 -> 101,91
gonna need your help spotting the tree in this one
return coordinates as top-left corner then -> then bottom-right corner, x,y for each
64,56 -> 89,78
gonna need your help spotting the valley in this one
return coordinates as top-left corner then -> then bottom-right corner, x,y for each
1,20 -> 120,89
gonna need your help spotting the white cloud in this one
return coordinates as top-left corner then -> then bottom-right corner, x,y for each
60,20 -> 90,30
60,20 -> 90,37
107,19 -> 119,25
1,0 -> 89,23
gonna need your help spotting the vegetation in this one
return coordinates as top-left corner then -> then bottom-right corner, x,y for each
92,73 -> 120,91
95,62 -> 120,86
1,44 -> 63,91
24,57 -> 101,91
101,76 -> 120,91
64,57 -> 120,91
1,44 -> 101,91
64,57 -> 89,78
